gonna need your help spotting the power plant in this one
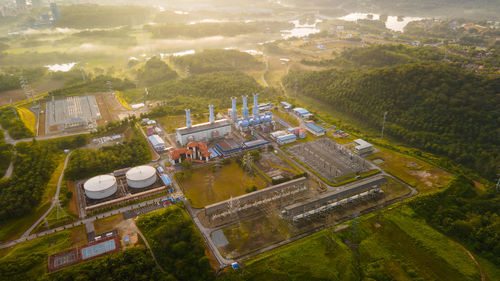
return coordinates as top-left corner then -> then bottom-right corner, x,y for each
176,105 -> 231,146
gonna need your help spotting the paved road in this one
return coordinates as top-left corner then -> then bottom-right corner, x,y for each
21,151 -> 73,238
4,130 -> 91,145
0,194 -> 172,250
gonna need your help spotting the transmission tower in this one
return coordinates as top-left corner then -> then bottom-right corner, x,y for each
381,111 -> 388,139
496,177 -> 500,193
10,99 -> 18,119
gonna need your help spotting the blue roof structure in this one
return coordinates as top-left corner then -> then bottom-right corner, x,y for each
148,135 -> 165,146
160,174 -> 172,186
293,107 -> 310,116
243,139 -> 270,150
81,239 -> 116,260
305,122 -> 325,133
157,166 -> 164,174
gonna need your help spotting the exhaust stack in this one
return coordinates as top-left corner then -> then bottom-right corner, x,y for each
253,93 -> 259,116
242,95 -> 249,118
209,105 -> 215,124
185,109 -> 192,127
231,97 -> 238,120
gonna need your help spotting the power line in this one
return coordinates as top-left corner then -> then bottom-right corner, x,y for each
381,111 -> 388,139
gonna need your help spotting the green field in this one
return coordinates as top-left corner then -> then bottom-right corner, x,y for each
178,161 -> 268,208
239,206 -> 481,281
367,146 -> 454,193
0,226 -> 86,281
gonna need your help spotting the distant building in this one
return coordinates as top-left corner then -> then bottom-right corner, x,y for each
292,107 -> 312,119
354,139 -> 373,154
305,122 -> 325,136
280,101 -> 292,111
276,133 -> 297,145
148,135 -> 165,152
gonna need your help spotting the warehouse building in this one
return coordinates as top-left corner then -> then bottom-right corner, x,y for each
292,107 -> 312,119
354,139 -> 373,154
148,135 -> 165,152
176,106 -> 231,146
277,133 -> 297,145
305,122 -> 325,136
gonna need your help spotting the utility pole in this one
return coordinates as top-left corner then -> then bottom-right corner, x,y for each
381,111 -> 388,139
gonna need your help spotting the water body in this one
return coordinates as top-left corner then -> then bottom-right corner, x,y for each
46,62 -> 76,72
281,19 -> 322,39
338,13 -> 423,32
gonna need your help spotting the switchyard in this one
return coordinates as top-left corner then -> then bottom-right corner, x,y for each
287,138 -> 371,182
282,175 -> 387,223
200,177 -> 308,227
45,95 -> 101,133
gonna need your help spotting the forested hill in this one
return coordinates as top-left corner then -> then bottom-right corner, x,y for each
284,63 -> 500,180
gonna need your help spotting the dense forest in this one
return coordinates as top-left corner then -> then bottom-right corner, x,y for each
0,73 -> 19,92
55,4 -> 151,28
147,71 -> 269,108
64,127 -> 150,180
0,130 -> 12,176
41,248 -> 167,281
137,57 -> 178,87
145,21 -> 292,39
57,26 -> 138,47
410,175 -> 500,266
137,206 -> 215,281
284,62 -> 500,180
0,107 -> 33,139
171,49 -> 264,75
0,140 -> 58,221
49,74 -> 135,97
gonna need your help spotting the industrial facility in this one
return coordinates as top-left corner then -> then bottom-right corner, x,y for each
45,95 -> 101,133
83,174 -> 118,200
126,165 -> 157,189
168,141 -> 211,164
354,139 -> 374,154
176,106 -> 231,146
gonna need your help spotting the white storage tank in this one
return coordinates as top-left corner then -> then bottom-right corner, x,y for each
84,174 -> 117,199
126,165 -> 157,188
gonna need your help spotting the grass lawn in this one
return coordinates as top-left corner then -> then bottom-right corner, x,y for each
156,115 -> 189,133
245,230 -> 358,281
0,226 -> 86,280
241,206 -> 481,281
178,161 -> 268,208
367,146 -> 454,193
16,106 -> 36,134
221,213 -> 290,259
115,90 -> 132,110
272,109 -> 300,127
93,214 -> 124,235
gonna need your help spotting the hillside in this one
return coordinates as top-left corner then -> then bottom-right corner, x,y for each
171,49 -> 264,75
284,63 -> 500,180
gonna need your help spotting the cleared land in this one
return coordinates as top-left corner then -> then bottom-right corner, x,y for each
178,161 -> 268,208
367,146 -> 453,193
16,106 -> 36,134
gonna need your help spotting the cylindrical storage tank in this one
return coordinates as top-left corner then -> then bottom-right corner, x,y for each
126,165 -> 157,188
84,175 -> 117,199
299,129 -> 306,138
294,127 -> 300,136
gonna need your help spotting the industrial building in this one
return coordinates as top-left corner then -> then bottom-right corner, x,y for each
280,101 -> 292,111
83,175 -> 118,199
176,106 -> 231,146
46,95 -> 101,133
148,135 -> 165,152
168,142 -> 211,165
305,122 -> 325,136
292,107 -> 312,119
354,139 -> 373,154
126,166 -> 157,189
